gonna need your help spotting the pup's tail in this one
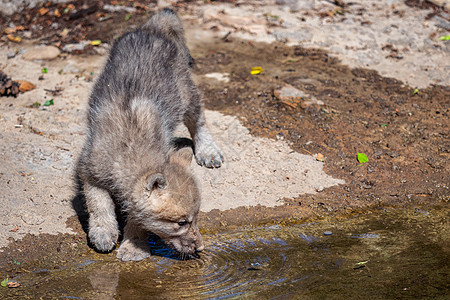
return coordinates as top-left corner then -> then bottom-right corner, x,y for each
143,8 -> 185,43
143,8 -> 194,68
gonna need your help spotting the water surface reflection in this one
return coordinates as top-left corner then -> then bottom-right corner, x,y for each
2,207 -> 448,299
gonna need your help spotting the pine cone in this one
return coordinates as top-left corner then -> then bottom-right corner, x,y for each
0,71 -> 20,97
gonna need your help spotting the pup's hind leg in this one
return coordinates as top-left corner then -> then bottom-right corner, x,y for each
184,96 -> 224,168
84,182 -> 119,252
117,222 -> 151,261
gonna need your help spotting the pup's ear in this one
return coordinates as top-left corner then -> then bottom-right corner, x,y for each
146,173 -> 167,191
170,147 -> 193,169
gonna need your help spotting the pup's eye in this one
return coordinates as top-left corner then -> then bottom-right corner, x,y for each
177,221 -> 187,226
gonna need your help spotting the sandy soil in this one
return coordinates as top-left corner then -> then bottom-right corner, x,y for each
0,42 -> 345,248
189,0 -> 450,88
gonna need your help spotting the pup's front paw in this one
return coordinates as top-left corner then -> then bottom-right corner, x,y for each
195,142 -> 224,168
117,239 -> 151,261
89,226 -> 119,252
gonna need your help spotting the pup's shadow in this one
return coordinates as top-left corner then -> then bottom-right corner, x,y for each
71,174 -> 91,236
71,137 -> 196,260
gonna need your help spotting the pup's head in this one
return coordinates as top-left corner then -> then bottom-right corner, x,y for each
133,147 -> 204,257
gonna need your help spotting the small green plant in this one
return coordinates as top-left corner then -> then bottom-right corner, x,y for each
357,153 -> 369,164
1,278 -> 8,287
43,99 -> 54,106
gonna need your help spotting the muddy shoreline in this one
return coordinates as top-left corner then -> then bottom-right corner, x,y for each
0,0 -> 448,295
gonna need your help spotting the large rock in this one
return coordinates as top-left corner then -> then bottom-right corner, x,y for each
273,84 -> 306,108
273,84 -> 324,108
23,45 -> 61,61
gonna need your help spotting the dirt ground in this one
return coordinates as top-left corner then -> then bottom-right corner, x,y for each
0,0 -> 448,279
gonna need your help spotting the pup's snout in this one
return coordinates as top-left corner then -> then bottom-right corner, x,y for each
196,244 -> 204,252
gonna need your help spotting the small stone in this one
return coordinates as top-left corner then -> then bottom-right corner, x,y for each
350,233 -> 380,239
204,72 -> 230,83
275,0 -> 315,11
414,208 -> 430,216
7,281 -> 20,288
103,4 -> 137,13
62,41 -> 90,53
94,45 -> 108,56
23,46 -> 60,61
273,84 -> 305,108
274,30 -> 313,43
323,231 -> 332,236
16,80 -> 36,92
61,64 -> 80,74
21,213 -> 45,225
268,225 -> 282,230
22,31 -> 32,39
316,153 -> 324,162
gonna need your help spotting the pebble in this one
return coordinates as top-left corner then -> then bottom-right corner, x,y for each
22,31 -> 32,39
21,213 -> 45,225
103,4 -> 136,13
316,186 -> 324,192
23,45 -> 60,61
433,15 -> 450,30
299,233 -> 320,243
274,30 -> 313,42
94,46 -> 108,56
273,84 -> 306,108
61,64 -> 80,74
268,224 -> 282,230
275,0 -> 315,11
7,50 -> 24,59
350,233 -> 380,239
323,231 -> 333,236
62,41 -> 90,53
204,72 -> 230,83
414,208 -> 430,216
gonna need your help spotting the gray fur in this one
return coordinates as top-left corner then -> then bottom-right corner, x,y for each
77,9 -> 223,261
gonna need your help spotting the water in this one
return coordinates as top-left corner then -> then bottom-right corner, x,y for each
2,207 -> 449,299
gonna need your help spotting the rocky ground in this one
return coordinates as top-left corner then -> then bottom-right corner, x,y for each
0,0 -> 448,276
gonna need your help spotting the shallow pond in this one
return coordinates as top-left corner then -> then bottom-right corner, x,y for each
2,206 -> 448,299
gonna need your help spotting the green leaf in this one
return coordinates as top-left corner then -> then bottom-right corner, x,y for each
12,260 -> 20,265
439,35 -> 450,41
356,261 -> 368,265
357,153 -> 369,163
125,14 -> 132,21
413,88 -> 419,95
43,99 -> 54,106
1,278 -> 8,287
381,124 -> 387,127
42,68 -> 47,74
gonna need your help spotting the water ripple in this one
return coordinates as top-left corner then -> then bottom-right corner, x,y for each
143,229 -> 306,299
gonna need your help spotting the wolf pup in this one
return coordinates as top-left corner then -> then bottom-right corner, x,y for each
77,9 -> 223,261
